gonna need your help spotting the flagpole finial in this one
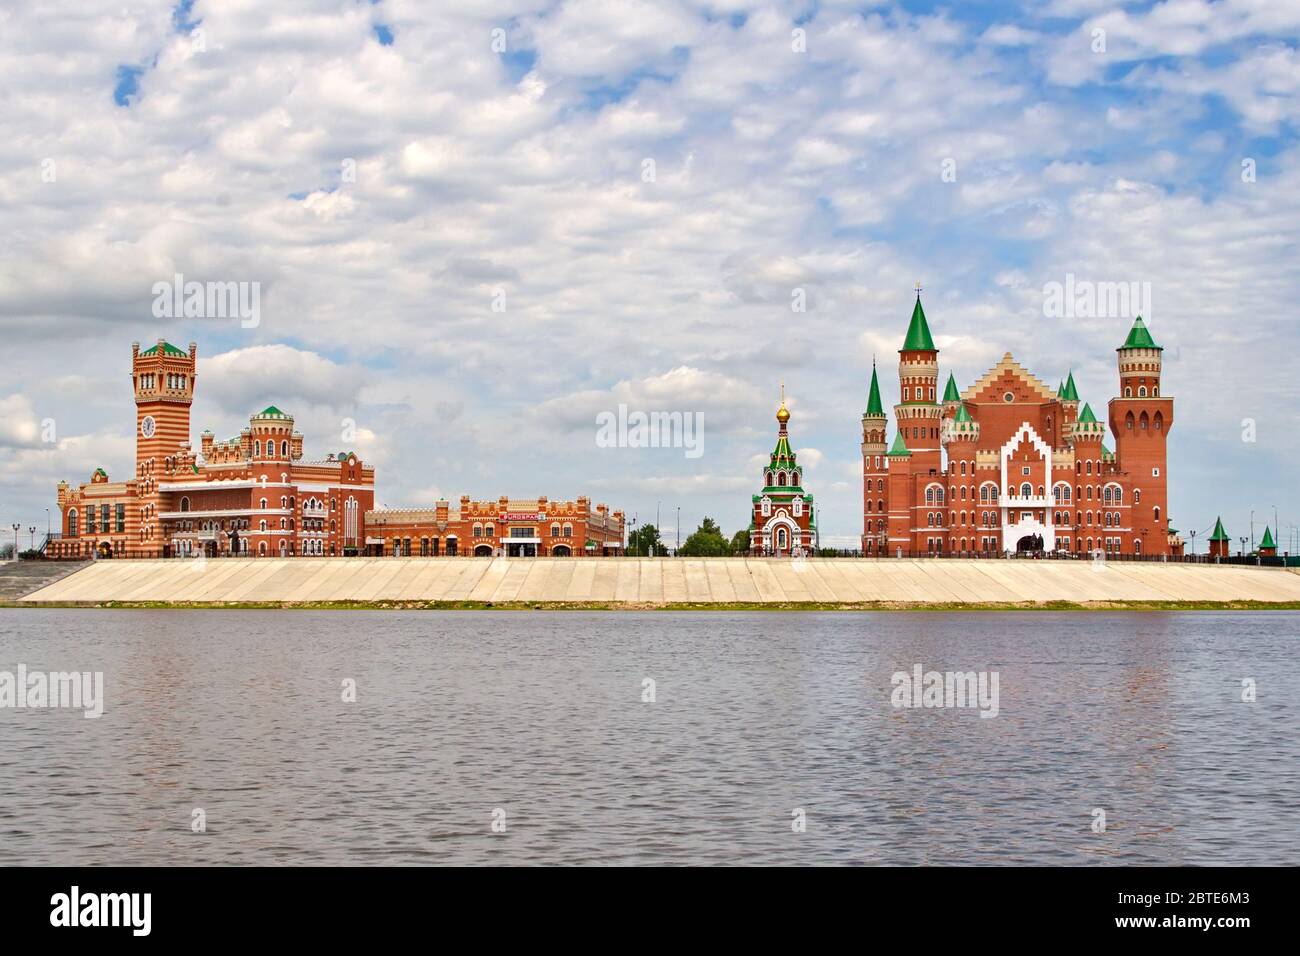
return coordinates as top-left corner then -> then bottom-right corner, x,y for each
915,280 -> 922,296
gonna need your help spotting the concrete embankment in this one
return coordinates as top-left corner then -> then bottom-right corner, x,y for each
10,557 -> 1300,609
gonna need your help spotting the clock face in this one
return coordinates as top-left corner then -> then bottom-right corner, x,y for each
140,415 -> 156,438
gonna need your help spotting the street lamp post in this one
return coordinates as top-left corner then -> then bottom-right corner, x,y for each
1189,529 -> 1196,559
676,506 -> 680,554
1250,510 -> 1255,551
10,523 -> 19,561
28,526 -> 36,552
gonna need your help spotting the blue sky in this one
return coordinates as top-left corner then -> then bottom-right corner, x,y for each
1,0 -> 1298,550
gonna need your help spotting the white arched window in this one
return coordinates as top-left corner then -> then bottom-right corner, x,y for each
761,496 -> 772,517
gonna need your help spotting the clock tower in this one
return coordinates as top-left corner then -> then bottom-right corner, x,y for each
132,340 -> 196,556
133,339 -> 196,466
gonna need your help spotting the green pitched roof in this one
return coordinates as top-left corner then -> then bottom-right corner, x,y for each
1060,371 -> 1079,402
93,467 -> 107,477
865,362 -> 885,417
256,405 -> 288,418
140,341 -> 187,357
901,295 -> 936,352
1260,526 -> 1276,549
954,403 -> 972,423
1078,402 -> 1098,423
1209,517 -> 1230,542
1120,315 -> 1161,351
887,432 -> 911,457
942,372 -> 960,402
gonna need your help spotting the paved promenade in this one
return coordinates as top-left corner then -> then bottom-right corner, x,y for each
14,557 -> 1300,606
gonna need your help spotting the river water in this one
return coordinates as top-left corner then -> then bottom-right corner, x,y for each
1,610 -> 1295,865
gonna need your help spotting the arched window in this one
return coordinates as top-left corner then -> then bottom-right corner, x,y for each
766,471 -> 773,486
926,487 -> 935,504
562,523 -> 572,537
473,523 -> 482,537
778,472 -> 787,486
1126,413 -> 1135,431
551,523 -> 560,536
777,528 -> 788,550
1154,506 -> 1161,523
1021,482 -> 1032,497
1138,386 -> 1147,397
260,498 -> 267,509
255,440 -> 261,457
180,496 -> 190,512
281,440 -> 289,457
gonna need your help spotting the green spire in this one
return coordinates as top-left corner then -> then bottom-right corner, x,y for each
901,294 -> 936,352
942,372 -> 960,402
887,432 -> 911,457
1260,526 -> 1276,549
1056,380 -> 1064,397
953,403 -> 973,423
1209,517 -> 1230,542
1120,315 -> 1161,351
1078,402 -> 1098,423
1060,371 -> 1079,402
865,360 -> 884,417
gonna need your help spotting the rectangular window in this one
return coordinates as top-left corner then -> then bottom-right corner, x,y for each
115,503 -> 125,533
87,508 -> 97,534
509,527 -> 536,539
101,504 -> 110,533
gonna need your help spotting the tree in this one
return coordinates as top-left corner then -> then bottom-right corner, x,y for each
679,516 -> 729,556
628,523 -> 664,556
729,529 -> 750,555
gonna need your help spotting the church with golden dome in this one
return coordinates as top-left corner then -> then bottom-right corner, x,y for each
747,388 -> 817,556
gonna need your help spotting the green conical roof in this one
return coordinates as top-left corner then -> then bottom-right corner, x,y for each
865,361 -> 884,417
1209,517 -> 1230,542
140,341 -> 187,357
942,372 -> 960,402
1260,526 -> 1276,549
901,295 -> 936,352
1056,380 -> 1064,397
954,403 -> 972,423
1060,371 -> 1079,402
1078,402 -> 1098,423
1120,315 -> 1161,351
256,405 -> 289,418
887,432 -> 911,457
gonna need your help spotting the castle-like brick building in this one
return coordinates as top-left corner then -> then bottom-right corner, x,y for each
862,293 -> 1180,557
48,342 -> 623,559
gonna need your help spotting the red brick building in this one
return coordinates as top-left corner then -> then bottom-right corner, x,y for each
49,342 -> 621,559
748,390 -> 816,555
862,293 -> 1178,557
50,341 -> 376,559
364,497 -> 624,557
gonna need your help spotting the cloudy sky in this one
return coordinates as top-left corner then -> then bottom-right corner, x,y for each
2,0 -> 1297,549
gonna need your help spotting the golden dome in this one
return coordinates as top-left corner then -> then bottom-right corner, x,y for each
776,385 -> 790,423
